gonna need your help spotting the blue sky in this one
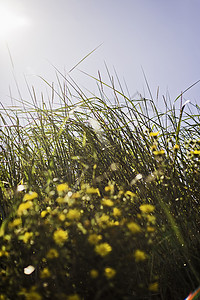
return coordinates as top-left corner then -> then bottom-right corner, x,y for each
0,0 -> 200,111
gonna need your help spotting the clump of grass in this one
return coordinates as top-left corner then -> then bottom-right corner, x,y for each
0,68 -> 200,299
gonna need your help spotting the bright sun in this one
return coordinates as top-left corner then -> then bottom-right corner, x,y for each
0,5 -> 30,38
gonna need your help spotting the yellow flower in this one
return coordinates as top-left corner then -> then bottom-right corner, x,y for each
104,267 -> 116,279
113,207 -> 121,217
147,226 -> 155,232
56,197 -> 65,204
191,150 -> 200,155
97,214 -> 110,225
67,294 -> 81,300
127,222 -> 141,234
66,209 -> 81,221
153,149 -> 165,156
86,187 -> 101,196
17,201 -> 33,216
149,282 -> 159,292
173,144 -> 180,150
53,228 -> 68,246
95,243 -> 112,257
40,268 -> 51,279
146,214 -> 156,224
101,198 -> 114,207
46,248 -> 59,259
88,234 -> 102,245
22,232 -> 33,243
58,213 -> 66,221
23,192 -> 38,201
8,218 -> 22,228
125,191 -> 136,198
57,183 -> 69,194
0,249 -> 9,257
0,295 -> 6,300
139,204 -> 155,214
149,131 -> 159,137
134,249 -> 147,262
90,269 -> 99,278
41,210 -> 48,218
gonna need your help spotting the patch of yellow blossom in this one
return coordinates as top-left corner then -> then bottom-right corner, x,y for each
190,149 -> 200,155
41,211 -> 48,218
86,187 -> 101,196
23,192 -> 38,201
46,248 -> 59,259
148,282 -> 159,292
22,232 -> 33,243
125,191 -> 136,198
66,209 -> 81,221
58,213 -> 66,221
173,144 -> 180,151
90,269 -> 99,278
56,197 -> 65,204
88,234 -> 102,245
95,243 -> 112,257
104,267 -> 116,279
139,204 -> 155,214
149,131 -> 159,137
147,226 -> 155,232
8,218 -> 22,228
101,198 -> 114,207
56,183 -> 69,194
134,249 -> 147,262
17,201 -> 33,216
113,207 -> 121,217
127,222 -> 142,234
146,214 -> 156,224
40,268 -> 51,279
53,228 -> 68,246
0,246 -> 9,257
153,149 -> 165,156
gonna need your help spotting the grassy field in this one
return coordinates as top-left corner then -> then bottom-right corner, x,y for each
0,68 -> 200,299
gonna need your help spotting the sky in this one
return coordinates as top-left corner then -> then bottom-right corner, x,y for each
0,0 -> 200,112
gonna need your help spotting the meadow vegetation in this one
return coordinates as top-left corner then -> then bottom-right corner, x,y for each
0,68 -> 200,299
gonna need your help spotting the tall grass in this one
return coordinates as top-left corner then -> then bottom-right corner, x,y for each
0,68 -> 200,299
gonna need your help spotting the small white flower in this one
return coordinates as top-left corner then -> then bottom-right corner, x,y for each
24,265 -> 35,275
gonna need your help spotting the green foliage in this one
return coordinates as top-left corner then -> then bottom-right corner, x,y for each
0,70 -> 200,299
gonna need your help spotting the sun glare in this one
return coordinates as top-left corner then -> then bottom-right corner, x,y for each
0,5 -> 30,38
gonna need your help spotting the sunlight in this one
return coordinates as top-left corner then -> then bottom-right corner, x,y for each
0,5 -> 30,38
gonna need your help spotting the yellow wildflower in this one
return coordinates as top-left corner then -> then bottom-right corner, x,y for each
58,213 -> 66,221
149,131 -> 159,137
173,144 -> 180,150
147,226 -> 155,232
23,192 -> 38,201
149,282 -> 159,292
191,150 -> 200,155
101,198 -> 114,207
41,211 -> 48,218
0,249 -> 9,257
46,248 -> 59,259
56,197 -> 65,204
127,222 -> 141,234
66,209 -> 81,221
53,228 -> 68,246
97,214 -> 110,225
86,187 -> 101,196
17,201 -> 33,216
90,269 -> 99,278
153,149 -> 165,156
57,183 -> 69,194
134,249 -> 147,262
125,191 -> 136,198
40,268 -> 51,279
146,214 -> 156,224
113,207 -> 121,217
22,232 -> 33,243
95,243 -> 112,257
88,234 -> 102,245
67,294 -> 81,300
139,204 -> 155,214
0,295 -> 6,300
8,218 -> 22,228
104,267 -> 116,279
